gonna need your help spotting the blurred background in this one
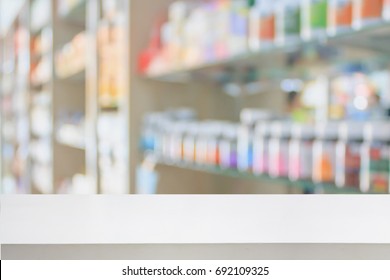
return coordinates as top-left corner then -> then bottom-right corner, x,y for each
1,0 -> 390,194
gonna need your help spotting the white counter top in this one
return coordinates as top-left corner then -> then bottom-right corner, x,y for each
1,195 -> 390,245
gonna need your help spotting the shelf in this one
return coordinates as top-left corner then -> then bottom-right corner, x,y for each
56,137 -> 85,150
145,21 -> 390,83
153,159 -> 384,194
56,68 -> 85,82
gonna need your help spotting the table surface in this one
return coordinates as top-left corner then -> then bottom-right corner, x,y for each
1,195 -> 390,245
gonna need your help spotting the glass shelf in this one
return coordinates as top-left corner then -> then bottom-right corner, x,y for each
154,159 -> 385,194
144,21 -> 390,83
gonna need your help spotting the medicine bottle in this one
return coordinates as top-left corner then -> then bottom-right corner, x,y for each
384,0 -> 390,20
253,121 -> 271,175
360,121 -> 390,193
219,123 -> 239,170
275,0 -> 301,45
313,122 -> 339,184
249,1 -> 276,50
238,109 -> 274,172
301,0 -> 328,40
328,0 -> 353,35
335,121 -> 364,189
289,123 -> 315,181
353,0 -> 384,29
268,121 -> 292,178
206,122 -> 223,166
183,122 -> 199,164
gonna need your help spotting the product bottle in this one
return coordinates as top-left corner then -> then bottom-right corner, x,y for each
249,0 -> 261,50
161,119 -> 174,163
253,121 -> 271,175
275,0 -> 301,46
169,122 -> 187,163
353,0 -> 384,29
237,109 -> 274,172
301,0 -> 328,40
195,122 -> 212,166
219,123 -> 239,169
268,121 -> 292,178
229,0 -> 249,55
360,121 -> 390,193
289,123 -> 315,181
335,121 -> 364,189
183,122 -> 199,164
206,122 -> 223,166
328,0 -> 353,35
313,122 -> 339,184
259,1 -> 276,45
384,0 -> 390,20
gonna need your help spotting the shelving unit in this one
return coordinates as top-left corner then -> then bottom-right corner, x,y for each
94,0 -> 130,194
1,0 -> 130,194
0,2 -> 31,194
52,0 -> 89,194
29,0 -> 54,194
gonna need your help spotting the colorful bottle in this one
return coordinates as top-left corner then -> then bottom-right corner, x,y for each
328,0 -> 353,35
301,0 -> 328,40
360,122 -> 390,193
384,0 -> 390,20
335,121 -> 363,189
206,122 -> 222,166
275,0 -> 301,45
253,122 -> 271,175
289,123 -> 315,181
353,0 -> 384,29
268,121 -> 292,178
229,0 -> 249,55
237,109 -> 274,172
219,123 -> 239,169
313,122 -> 339,184
249,0 -> 276,50
183,123 -> 198,164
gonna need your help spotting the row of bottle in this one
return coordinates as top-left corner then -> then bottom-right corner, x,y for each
140,0 -> 390,74
141,110 -> 390,193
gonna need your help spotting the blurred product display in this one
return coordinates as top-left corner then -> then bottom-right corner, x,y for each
140,108 -> 389,194
139,0 -> 390,76
1,0 -> 390,195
